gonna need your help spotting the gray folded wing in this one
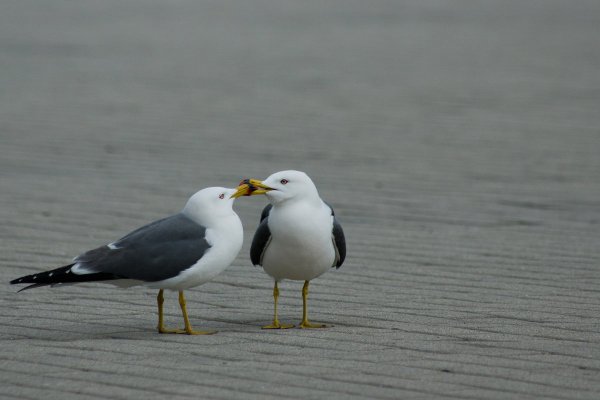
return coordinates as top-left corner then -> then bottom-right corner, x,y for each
326,202 -> 346,268
250,204 -> 273,266
74,213 -> 211,282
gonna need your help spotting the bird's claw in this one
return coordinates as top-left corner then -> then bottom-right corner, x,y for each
158,326 -> 216,335
158,327 -> 187,334
262,321 -> 294,329
297,321 -> 328,329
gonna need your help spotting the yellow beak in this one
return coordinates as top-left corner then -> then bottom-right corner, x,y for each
230,179 -> 274,198
246,179 -> 273,195
230,184 -> 252,199
231,179 -> 273,199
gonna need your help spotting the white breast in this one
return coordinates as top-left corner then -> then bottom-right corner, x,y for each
262,201 -> 335,282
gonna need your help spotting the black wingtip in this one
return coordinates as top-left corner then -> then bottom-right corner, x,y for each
17,283 -> 47,292
11,264 -> 119,291
10,264 -> 75,289
10,276 -> 42,287
11,274 -> 49,292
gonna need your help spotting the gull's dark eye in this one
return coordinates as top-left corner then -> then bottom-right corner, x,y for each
219,193 -> 225,199
280,179 -> 289,185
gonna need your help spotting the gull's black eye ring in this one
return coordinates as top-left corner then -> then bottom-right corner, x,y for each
280,179 -> 289,185
219,193 -> 225,199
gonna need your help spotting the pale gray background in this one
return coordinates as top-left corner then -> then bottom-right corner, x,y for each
1,1 -> 599,399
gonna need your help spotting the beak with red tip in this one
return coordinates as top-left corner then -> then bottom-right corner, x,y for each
246,179 -> 274,195
230,179 -> 274,198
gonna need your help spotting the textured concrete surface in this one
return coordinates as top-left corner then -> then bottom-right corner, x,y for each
1,1 -> 600,399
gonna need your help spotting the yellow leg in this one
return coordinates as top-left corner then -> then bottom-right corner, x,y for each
178,290 -> 216,335
157,289 -> 185,334
298,281 -> 326,329
262,282 -> 294,329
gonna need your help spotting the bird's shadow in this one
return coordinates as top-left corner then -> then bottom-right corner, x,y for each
4,317 -> 287,342
5,317 -> 342,342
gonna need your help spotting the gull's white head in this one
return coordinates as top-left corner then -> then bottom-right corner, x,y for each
183,186 -> 239,222
239,170 -> 320,205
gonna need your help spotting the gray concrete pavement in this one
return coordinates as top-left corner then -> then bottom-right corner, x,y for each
1,1 -> 600,399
